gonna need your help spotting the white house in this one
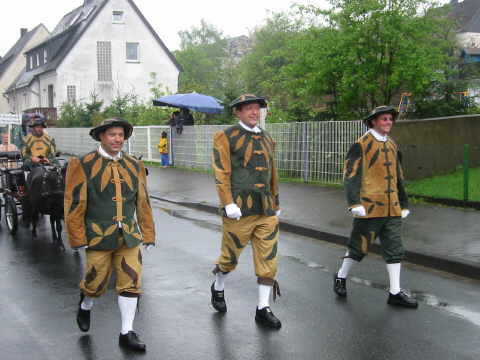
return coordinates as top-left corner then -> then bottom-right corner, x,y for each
452,0 -> 480,48
0,25 -> 50,113
4,0 -> 181,120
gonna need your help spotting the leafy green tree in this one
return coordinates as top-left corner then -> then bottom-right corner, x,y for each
175,20 -> 228,99
287,0 -> 457,119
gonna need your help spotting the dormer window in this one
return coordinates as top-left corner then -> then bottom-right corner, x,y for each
36,53 -> 40,67
112,10 -> 124,23
44,49 -> 47,63
29,55 -> 33,70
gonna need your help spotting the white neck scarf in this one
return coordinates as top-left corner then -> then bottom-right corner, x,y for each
98,145 -> 122,160
239,121 -> 262,134
368,129 -> 388,142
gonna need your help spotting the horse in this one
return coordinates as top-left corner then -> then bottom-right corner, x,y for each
25,161 -> 66,250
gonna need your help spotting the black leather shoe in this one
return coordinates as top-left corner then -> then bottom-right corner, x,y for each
76,293 -> 90,332
211,282 -> 227,312
255,307 -> 282,329
119,331 -> 146,351
333,273 -> 347,297
387,291 -> 418,309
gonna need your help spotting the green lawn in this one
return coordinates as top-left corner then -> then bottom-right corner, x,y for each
407,167 -> 480,202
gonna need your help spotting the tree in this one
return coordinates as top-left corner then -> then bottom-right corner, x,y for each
286,0 -> 457,119
175,20 -> 228,99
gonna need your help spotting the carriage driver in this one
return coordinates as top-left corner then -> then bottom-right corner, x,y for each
22,114 -> 57,170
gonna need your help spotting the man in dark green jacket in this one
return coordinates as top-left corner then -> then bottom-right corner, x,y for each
210,94 -> 282,329
65,118 -> 156,351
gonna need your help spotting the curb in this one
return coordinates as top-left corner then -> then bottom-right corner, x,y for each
409,194 -> 480,211
151,195 -> 480,281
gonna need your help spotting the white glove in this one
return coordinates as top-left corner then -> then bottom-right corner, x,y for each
74,245 -> 88,251
275,209 -> 282,217
350,205 -> 367,217
143,244 -> 155,252
225,203 -> 242,220
401,209 -> 410,219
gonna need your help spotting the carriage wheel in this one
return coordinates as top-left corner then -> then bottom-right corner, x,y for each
5,196 -> 18,235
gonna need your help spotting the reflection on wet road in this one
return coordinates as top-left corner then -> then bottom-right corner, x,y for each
0,199 -> 478,360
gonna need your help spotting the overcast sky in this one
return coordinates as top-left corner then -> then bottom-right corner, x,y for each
0,0 -> 329,56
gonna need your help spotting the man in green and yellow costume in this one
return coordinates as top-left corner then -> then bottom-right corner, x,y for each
22,114 -> 57,170
64,118 -> 155,351
333,106 -> 418,309
210,94 -> 282,329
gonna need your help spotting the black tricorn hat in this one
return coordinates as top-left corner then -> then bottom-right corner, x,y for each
230,94 -> 267,109
89,118 -> 133,141
363,105 -> 398,128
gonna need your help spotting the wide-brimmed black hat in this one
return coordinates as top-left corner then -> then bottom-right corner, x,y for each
89,118 -> 133,141
28,113 -> 47,128
363,105 -> 398,128
230,94 -> 267,109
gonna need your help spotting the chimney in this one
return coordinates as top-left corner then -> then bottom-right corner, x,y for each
20,28 -> 28,38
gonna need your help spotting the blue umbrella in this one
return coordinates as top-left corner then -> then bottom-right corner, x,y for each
153,92 -> 224,114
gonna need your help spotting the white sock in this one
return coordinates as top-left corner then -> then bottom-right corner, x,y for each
214,272 -> 227,291
118,296 -> 138,335
80,296 -> 94,311
387,263 -> 401,295
337,257 -> 357,279
258,284 -> 272,310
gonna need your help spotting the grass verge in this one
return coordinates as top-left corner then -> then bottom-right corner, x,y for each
407,167 -> 479,202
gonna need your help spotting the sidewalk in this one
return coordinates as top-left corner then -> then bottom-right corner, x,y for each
146,166 -> 480,279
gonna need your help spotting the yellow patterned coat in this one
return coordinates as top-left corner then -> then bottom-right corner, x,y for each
343,132 -> 409,218
64,151 -> 155,250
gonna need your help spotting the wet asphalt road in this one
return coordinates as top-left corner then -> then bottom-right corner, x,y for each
0,199 -> 479,360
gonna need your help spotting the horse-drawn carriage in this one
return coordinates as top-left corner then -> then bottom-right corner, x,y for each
0,150 -> 26,234
0,113 -> 67,249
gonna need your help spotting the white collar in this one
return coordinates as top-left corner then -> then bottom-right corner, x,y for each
368,129 -> 388,142
98,145 -> 122,160
239,121 -> 262,134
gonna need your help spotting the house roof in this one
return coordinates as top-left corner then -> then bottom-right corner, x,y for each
7,0 -> 181,92
451,0 -> 480,33
0,24 -> 47,79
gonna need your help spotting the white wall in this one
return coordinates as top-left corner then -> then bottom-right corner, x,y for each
457,32 -> 480,48
57,0 -> 179,108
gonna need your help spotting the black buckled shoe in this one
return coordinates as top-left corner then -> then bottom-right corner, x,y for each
211,282 -> 227,313
333,273 -> 347,297
119,331 -> 146,352
76,293 -> 90,332
255,307 -> 282,329
387,291 -> 418,309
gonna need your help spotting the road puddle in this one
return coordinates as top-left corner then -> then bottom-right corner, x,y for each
285,255 -> 480,328
158,206 -> 220,232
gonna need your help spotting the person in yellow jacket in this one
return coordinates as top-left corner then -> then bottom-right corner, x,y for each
64,118 -> 156,352
22,114 -> 57,170
157,131 -> 169,168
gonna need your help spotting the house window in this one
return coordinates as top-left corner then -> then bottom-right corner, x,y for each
97,41 -> 112,81
44,49 -> 47,63
126,42 -> 139,62
36,53 -> 40,67
29,55 -> 33,70
67,85 -> 76,103
112,11 -> 124,23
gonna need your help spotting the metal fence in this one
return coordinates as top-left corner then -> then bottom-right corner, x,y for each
49,121 -> 365,184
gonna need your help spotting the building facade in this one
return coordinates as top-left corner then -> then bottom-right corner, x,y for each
5,0 -> 180,119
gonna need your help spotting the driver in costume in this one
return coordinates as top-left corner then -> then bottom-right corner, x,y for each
22,114 -> 56,170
